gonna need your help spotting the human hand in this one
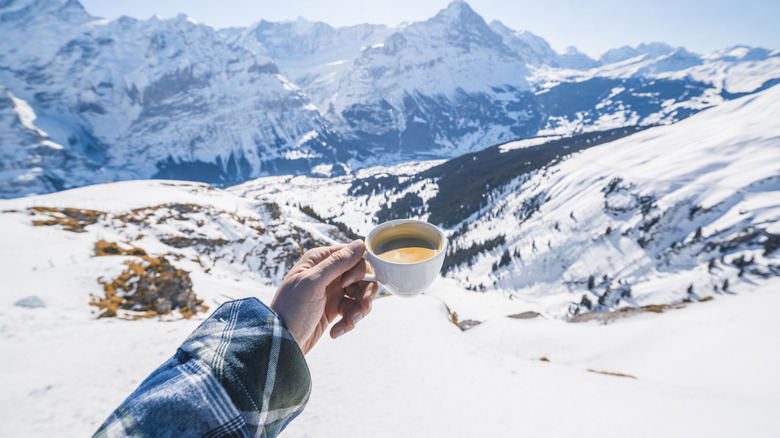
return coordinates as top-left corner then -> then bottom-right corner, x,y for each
270,240 -> 378,355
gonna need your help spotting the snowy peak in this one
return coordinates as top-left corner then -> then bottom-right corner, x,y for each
368,1 -> 525,78
424,1 -> 505,50
488,20 -> 559,66
600,42 -> 678,64
705,45 -> 777,62
434,0 -> 482,23
558,46 -> 600,69
247,17 -> 388,62
0,0 -> 92,25
487,20 -> 602,69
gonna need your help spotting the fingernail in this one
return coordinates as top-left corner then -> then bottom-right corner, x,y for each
342,277 -> 355,288
347,240 -> 364,254
353,313 -> 363,324
333,327 -> 344,338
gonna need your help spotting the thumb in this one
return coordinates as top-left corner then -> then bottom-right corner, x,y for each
310,240 -> 366,285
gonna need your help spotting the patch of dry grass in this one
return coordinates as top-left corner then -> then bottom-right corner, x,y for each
94,239 -> 147,257
91,241 -> 207,320
28,207 -> 105,232
159,236 -> 230,249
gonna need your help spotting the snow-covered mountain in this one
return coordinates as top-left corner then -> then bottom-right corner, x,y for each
1,0 -> 779,198
0,85 -> 99,195
0,0 -> 350,198
235,83 -> 780,319
225,19 -> 392,108
237,1 -> 780,160
239,1 -> 534,159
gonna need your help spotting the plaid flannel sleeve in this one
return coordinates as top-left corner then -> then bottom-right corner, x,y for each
93,298 -> 311,438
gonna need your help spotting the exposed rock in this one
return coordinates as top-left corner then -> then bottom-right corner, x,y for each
92,253 -> 206,319
14,296 -> 46,308
507,311 -> 541,319
458,319 -> 482,331
28,207 -> 105,232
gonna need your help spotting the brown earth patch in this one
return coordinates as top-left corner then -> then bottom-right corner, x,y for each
91,252 -> 207,320
28,207 -> 105,232
115,203 -> 219,225
94,239 -> 147,257
159,236 -> 230,249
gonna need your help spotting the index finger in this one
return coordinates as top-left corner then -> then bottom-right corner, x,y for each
297,244 -> 347,269
308,240 -> 366,285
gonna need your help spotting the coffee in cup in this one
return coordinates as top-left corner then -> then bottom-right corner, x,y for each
374,236 -> 440,264
362,219 -> 446,297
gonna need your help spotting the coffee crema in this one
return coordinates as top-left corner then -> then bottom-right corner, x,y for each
374,236 -> 439,264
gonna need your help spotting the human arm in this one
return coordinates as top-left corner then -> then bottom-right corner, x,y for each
93,298 -> 310,438
93,240 -> 377,437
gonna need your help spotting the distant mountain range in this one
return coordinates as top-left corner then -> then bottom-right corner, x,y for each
1,0 -> 779,198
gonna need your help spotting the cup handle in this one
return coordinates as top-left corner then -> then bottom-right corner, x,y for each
361,253 -> 378,282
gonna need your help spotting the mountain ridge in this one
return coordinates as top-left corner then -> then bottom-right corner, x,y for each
1,0 -> 778,198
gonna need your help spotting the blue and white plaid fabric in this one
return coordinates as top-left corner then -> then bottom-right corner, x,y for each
94,298 -> 311,437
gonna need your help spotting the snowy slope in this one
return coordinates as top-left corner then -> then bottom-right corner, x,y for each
235,84 -> 780,319
1,180 -> 778,437
445,82 -> 780,318
0,180 -> 345,318
283,281 -> 780,438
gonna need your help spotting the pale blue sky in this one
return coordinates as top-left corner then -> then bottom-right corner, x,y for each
78,0 -> 779,56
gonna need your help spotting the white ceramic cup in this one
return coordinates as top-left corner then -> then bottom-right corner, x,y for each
362,219 -> 447,297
